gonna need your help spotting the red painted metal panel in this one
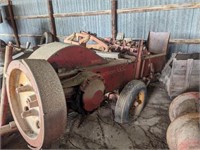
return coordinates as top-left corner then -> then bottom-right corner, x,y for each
48,45 -> 107,70
90,62 -> 136,92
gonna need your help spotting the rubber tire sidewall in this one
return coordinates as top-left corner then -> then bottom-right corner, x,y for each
115,80 -> 147,123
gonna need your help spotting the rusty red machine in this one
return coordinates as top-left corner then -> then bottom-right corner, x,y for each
3,32 -> 169,149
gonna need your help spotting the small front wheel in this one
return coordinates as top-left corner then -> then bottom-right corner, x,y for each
115,80 -> 147,123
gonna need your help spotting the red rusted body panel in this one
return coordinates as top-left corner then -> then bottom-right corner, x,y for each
44,44 -> 165,93
90,61 -> 136,92
48,45 -> 107,70
142,54 -> 166,77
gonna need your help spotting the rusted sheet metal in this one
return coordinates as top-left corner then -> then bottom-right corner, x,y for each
29,42 -> 107,69
160,53 -> 200,98
90,60 -> 136,93
147,32 -> 170,54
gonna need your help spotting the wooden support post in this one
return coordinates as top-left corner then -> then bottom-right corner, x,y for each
0,43 -> 13,127
111,0 -> 117,41
0,9 -> 3,23
47,0 -> 57,41
7,0 -> 20,47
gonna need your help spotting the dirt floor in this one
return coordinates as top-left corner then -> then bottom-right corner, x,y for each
2,82 -> 171,149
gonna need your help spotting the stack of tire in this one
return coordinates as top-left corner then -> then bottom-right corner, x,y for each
167,92 -> 200,150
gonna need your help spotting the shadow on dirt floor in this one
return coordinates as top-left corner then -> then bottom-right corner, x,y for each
2,82 -> 171,149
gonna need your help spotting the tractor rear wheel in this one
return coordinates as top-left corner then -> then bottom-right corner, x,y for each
6,59 -> 67,149
115,80 -> 147,123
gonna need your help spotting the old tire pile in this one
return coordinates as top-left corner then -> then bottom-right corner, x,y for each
166,92 -> 200,150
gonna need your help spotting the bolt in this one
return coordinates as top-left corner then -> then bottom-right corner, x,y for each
24,106 -> 29,111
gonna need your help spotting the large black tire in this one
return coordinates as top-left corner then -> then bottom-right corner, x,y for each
39,32 -> 54,45
115,80 -> 147,123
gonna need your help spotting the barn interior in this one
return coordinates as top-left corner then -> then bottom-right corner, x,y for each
0,0 -> 199,149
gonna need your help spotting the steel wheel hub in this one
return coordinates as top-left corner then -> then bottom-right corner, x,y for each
130,91 -> 145,118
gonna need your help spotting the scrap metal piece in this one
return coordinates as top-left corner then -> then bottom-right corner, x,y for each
64,32 -> 109,51
169,92 -> 199,121
147,32 -> 170,54
6,59 -> 67,149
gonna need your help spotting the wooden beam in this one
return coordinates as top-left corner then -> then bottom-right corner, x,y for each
6,2 -> 200,20
111,0 -> 117,41
0,33 -> 41,37
170,39 -> 200,44
1,33 -> 200,44
7,0 -> 20,47
13,14 -> 48,20
47,0 -> 57,40
53,10 -> 111,18
9,10 -> 110,20
117,3 -> 200,14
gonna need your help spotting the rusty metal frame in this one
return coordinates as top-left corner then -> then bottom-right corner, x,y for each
64,32 -> 109,51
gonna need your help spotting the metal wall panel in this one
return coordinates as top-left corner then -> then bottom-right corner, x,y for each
0,0 -> 199,53
12,0 -> 48,16
55,15 -> 111,38
52,0 -> 110,13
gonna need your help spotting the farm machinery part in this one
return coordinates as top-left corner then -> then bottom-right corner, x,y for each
3,32 -> 169,149
167,92 -> 200,150
64,31 -> 169,56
